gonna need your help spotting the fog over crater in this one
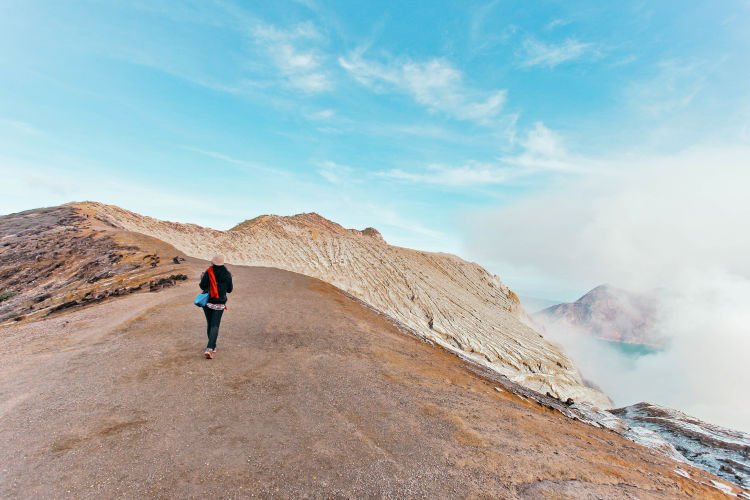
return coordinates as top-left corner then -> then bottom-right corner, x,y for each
463,145 -> 750,432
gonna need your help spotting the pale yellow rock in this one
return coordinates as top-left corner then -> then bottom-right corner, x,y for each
76,202 -> 611,408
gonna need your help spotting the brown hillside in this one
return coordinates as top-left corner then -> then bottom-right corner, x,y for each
0,261 -> 735,498
0,206 -> 188,324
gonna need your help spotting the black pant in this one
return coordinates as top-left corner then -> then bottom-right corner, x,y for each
203,307 -> 224,350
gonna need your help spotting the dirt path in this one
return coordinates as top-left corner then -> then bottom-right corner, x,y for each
0,261 -> 727,498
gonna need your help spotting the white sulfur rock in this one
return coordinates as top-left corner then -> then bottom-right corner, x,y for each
79,202 -> 611,407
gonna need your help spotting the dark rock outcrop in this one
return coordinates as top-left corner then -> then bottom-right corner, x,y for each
611,402 -> 750,488
0,206 -> 189,323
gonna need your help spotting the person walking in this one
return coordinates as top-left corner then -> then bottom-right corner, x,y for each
200,254 -> 233,359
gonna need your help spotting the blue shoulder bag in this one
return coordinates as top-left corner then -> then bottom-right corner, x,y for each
194,292 -> 209,307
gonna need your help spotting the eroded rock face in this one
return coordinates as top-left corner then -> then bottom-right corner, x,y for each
0,206 -> 188,323
80,201 -> 610,408
611,402 -> 750,488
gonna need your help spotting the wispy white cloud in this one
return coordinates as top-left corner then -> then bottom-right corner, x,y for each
501,121 -> 587,172
304,108 -> 336,121
359,203 -> 447,240
0,157 -> 237,224
379,161 -> 511,187
522,121 -> 566,158
251,21 -> 332,93
84,4 -> 331,97
469,0 -> 499,41
378,122 -> 585,187
179,145 -> 286,176
386,123 -> 476,143
316,160 -> 354,184
0,118 -> 39,135
520,36 -> 595,68
339,53 -> 507,124
468,1 -> 517,54
545,18 -> 571,30
610,54 -> 638,67
625,59 -> 709,117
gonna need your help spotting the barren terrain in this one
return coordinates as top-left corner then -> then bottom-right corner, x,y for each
82,202 -> 609,407
0,206 -> 188,324
0,260 -> 737,498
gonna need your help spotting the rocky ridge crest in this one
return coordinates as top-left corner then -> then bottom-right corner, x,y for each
78,201 -> 609,408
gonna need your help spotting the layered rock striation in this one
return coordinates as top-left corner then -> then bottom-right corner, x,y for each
79,201 -> 610,407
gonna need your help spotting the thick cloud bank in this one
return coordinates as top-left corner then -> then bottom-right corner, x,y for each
465,146 -> 750,432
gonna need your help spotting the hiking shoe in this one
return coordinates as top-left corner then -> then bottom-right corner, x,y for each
204,349 -> 213,359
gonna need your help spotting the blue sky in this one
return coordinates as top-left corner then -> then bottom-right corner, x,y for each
1,0 -> 749,300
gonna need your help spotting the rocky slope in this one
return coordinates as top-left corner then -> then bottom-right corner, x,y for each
537,284 -> 661,346
0,206 -> 189,325
77,201 -> 609,408
2,202 -> 747,495
1,262 -> 742,498
535,284 -> 750,489
611,403 -> 750,489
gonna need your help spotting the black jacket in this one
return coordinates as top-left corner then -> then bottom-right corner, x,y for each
200,264 -> 233,304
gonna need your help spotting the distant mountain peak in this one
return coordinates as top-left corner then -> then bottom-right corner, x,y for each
576,283 -> 624,301
538,284 -> 660,346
